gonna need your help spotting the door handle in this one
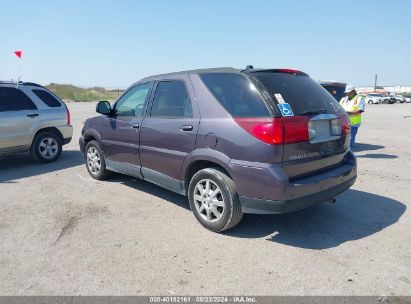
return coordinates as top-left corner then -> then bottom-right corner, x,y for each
27,113 -> 39,118
181,125 -> 193,131
132,123 -> 140,128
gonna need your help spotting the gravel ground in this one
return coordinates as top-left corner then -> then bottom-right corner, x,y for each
0,102 -> 410,296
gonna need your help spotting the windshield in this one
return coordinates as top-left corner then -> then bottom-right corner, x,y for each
321,84 -> 346,102
253,73 -> 345,116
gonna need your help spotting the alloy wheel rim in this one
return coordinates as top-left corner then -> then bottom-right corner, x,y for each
87,146 -> 101,174
39,137 -> 58,159
193,179 -> 225,223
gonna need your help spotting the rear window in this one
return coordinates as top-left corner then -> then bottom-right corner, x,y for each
254,73 -> 345,116
33,89 -> 62,107
200,73 -> 270,118
0,87 -> 37,112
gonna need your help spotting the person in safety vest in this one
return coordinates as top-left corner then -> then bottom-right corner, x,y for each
339,85 -> 365,150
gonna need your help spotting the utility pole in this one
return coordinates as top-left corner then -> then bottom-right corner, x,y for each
374,73 -> 378,92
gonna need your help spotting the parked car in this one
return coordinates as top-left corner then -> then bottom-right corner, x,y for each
80,67 -> 357,232
0,81 -> 72,162
394,94 -> 406,103
383,95 -> 396,104
406,97 -> 411,103
365,93 -> 384,104
319,80 -> 347,101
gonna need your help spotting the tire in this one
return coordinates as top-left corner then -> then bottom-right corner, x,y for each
85,140 -> 111,180
368,100 -> 373,104
30,131 -> 62,163
188,167 -> 243,232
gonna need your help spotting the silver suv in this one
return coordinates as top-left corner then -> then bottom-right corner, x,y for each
0,81 -> 73,162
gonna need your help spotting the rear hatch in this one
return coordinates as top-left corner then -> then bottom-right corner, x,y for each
251,70 -> 350,180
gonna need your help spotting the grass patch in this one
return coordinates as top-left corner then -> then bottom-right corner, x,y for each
46,83 -> 123,102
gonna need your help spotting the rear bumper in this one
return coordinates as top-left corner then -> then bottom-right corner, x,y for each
230,151 -> 357,214
240,176 -> 356,214
56,125 -> 73,145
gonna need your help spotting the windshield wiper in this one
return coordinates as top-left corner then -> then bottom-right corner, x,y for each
299,109 -> 327,116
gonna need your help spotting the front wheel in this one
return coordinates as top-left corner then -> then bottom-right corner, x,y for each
188,167 -> 243,232
368,100 -> 374,104
85,140 -> 111,180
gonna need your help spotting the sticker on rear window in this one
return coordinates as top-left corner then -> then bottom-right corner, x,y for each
277,103 -> 294,116
274,93 -> 286,104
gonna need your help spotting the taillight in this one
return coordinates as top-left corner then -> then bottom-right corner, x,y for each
338,113 -> 350,135
283,117 -> 310,143
330,119 -> 341,136
66,106 -> 71,125
234,118 -> 283,144
235,116 -> 309,145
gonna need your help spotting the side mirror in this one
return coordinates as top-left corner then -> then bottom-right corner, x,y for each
96,100 -> 111,115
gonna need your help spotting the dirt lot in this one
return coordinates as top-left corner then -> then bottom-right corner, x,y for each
0,102 -> 410,296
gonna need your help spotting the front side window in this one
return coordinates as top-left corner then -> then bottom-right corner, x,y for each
0,87 -> 37,112
115,83 -> 152,116
150,81 -> 192,118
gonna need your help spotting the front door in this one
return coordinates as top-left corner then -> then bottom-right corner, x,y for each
99,82 -> 153,177
139,78 -> 199,193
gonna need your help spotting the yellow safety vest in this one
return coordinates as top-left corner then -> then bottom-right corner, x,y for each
340,95 -> 362,126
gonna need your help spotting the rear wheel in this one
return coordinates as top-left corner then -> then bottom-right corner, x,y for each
368,99 -> 374,104
85,140 -> 111,180
30,131 -> 62,163
188,167 -> 243,232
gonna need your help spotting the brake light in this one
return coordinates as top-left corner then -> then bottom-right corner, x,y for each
338,113 -> 350,135
276,68 -> 303,74
235,116 -> 309,145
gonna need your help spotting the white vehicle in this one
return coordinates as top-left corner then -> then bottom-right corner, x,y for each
406,97 -> 411,103
394,95 -> 406,103
365,93 -> 384,104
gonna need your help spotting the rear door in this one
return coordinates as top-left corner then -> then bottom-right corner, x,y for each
139,77 -> 199,193
0,86 -> 40,151
253,72 -> 349,179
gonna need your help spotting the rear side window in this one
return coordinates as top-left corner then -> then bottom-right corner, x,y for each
0,87 -> 37,112
255,73 -> 345,116
200,73 -> 270,118
150,81 -> 192,118
32,89 -> 62,107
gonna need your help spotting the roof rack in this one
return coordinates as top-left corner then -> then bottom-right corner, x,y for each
0,80 -> 24,84
0,81 -> 44,88
22,82 -> 43,88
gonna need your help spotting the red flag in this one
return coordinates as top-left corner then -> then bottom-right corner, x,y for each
14,51 -> 22,59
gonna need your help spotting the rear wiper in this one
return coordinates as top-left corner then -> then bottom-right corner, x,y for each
299,109 -> 327,116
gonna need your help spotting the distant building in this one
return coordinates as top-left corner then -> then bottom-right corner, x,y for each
356,85 -> 411,94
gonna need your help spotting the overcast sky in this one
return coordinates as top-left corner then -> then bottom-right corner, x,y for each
1,0 -> 410,88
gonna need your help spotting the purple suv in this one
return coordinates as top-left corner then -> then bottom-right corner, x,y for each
80,67 -> 356,232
